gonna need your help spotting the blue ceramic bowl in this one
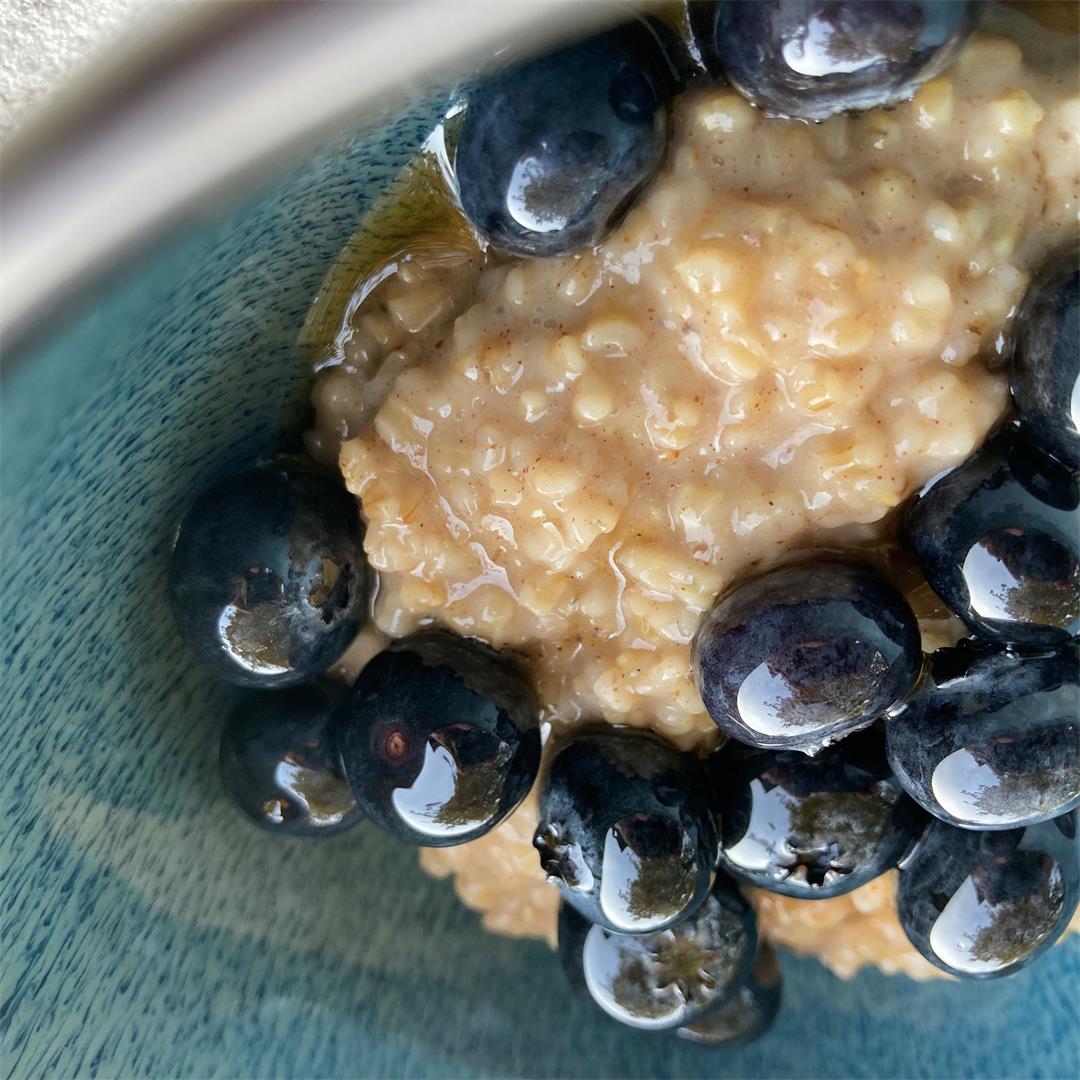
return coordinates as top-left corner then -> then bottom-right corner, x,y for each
3,17 -> 1078,1080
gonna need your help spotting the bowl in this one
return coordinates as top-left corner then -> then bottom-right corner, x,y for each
2,4 -> 1077,1076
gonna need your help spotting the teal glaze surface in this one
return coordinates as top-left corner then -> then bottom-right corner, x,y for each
2,89 -> 1078,1080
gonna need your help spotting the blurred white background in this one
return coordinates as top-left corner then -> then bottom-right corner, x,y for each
1,0 -> 148,135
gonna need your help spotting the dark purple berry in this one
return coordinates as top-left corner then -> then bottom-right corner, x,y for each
169,456 -> 371,687
693,559 -> 921,753
887,640 -> 1080,830
535,727 -> 717,934
898,813 -> 1079,979
339,631 -> 540,847
558,874 -> 756,1030
713,726 -> 925,898
220,683 -> 362,837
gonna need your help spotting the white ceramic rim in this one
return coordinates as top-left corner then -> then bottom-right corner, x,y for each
0,0 -> 625,353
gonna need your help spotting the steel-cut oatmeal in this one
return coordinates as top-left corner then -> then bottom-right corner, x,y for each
303,17 -> 1080,982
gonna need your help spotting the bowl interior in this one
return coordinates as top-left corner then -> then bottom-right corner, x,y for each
3,83 -> 1078,1080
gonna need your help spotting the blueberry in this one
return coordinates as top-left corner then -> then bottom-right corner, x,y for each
454,21 -> 672,257
712,726 -> 925,898
699,1 -> 982,121
219,683 -> 362,837
904,424 -> 1080,646
897,813 -> 1079,978
1010,245 -> 1079,469
692,559 -> 921,753
558,874 -> 757,1031
886,640 -> 1080,830
339,631 -> 540,846
169,456 -> 371,688
535,727 -> 717,934
676,940 -> 782,1048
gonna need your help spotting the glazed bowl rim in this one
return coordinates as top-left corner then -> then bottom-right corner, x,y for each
0,0 -> 616,357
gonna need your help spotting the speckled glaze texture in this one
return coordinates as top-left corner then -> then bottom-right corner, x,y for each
3,88 -> 1079,1080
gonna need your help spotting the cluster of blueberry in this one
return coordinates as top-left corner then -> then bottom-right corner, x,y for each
167,0 -> 1079,1050
169,458 -> 543,846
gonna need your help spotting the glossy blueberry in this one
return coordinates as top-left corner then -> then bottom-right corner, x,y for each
692,559 -> 921,753
904,423 -> 1080,646
887,640 -> 1080,830
169,456 -> 371,688
898,813 -> 1079,979
697,1 -> 982,121
712,726 -> 925,898
339,631 -> 540,847
558,874 -> 756,1031
1010,245 -> 1079,469
676,940 -> 782,1048
455,21 -> 671,258
535,727 -> 717,934
219,683 -> 362,837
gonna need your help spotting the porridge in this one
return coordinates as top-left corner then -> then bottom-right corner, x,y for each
168,0 -> 1080,1039
303,21 -> 1079,980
